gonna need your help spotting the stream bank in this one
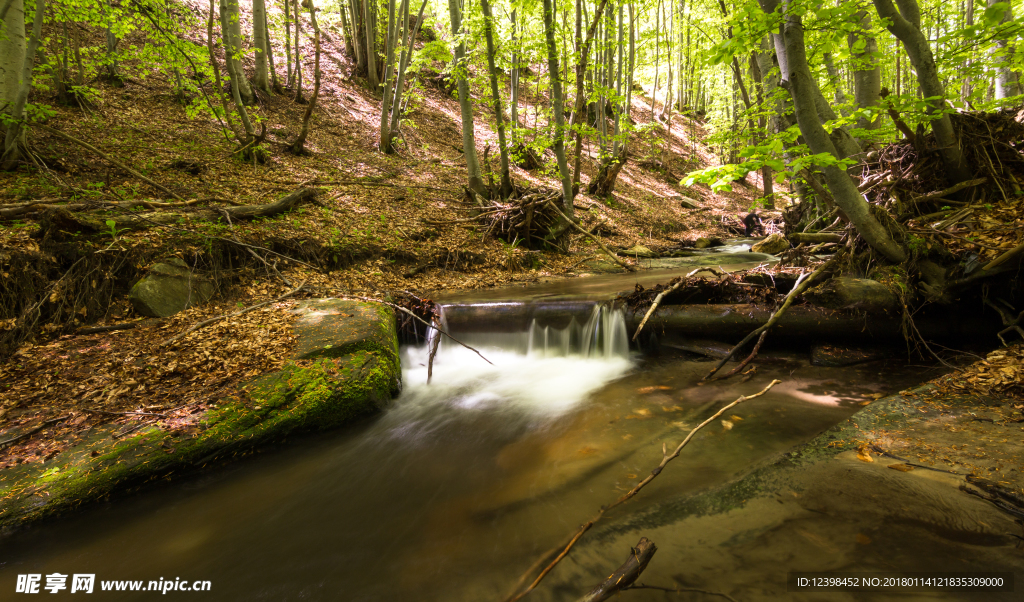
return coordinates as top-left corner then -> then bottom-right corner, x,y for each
0,299 -> 401,533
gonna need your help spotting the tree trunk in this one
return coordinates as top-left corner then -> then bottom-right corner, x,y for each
447,0 -> 485,197
479,0 -> 512,199
252,0 -> 271,92
989,0 -> 1019,99
872,0 -> 971,183
362,0 -> 379,91
570,0 -> 611,197
264,10 -> 281,92
220,0 -> 254,104
378,0 -> 400,152
293,0 -> 304,102
0,0 -> 25,114
779,1 -> 906,263
289,1 -> 321,154
1,0 -> 40,170
849,10 -> 881,130
542,0 -> 574,208
284,0 -> 293,87
510,8 -> 519,136
386,0 -> 427,141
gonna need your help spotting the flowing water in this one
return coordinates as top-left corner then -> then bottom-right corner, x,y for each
2,271 -> 1020,600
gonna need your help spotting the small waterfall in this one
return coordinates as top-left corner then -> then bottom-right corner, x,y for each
426,301 -> 631,359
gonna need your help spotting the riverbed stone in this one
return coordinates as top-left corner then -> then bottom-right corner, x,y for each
128,258 -> 216,317
751,233 -> 789,255
0,300 -> 401,532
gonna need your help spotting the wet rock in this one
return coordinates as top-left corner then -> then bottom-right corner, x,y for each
128,258 -> 215,318
810,344 -> 892,367
751,233 -> 789,255
694,237 -> 724,249
618,244 -> 658,258
804,277 -> 899,313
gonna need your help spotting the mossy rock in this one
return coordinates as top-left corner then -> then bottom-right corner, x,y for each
0,301 -> 401,532
128,258 -> 216,318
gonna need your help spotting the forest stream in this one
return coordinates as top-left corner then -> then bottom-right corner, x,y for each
6,267 -> 1018,601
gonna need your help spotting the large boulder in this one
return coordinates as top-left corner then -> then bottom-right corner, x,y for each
129,258 -> 216,317
751,233 -> 789,255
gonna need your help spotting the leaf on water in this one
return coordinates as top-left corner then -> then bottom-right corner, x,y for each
730,415 -> 743,421
856,446 -> 874,462
721,419 -> 734,430
887,463 -> 915,472
633,408 -> 652,417
637,385 -> 671,394
855,533 -> 872,545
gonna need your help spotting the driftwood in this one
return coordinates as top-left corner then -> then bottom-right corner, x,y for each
504,380 -> 781,602
578,538 -> 657,602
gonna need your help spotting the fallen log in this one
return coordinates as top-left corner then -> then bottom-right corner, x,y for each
578,538 -> 657,602
803,277 -> 899,313
787,232 -> 843,245
631,303 -> 996,342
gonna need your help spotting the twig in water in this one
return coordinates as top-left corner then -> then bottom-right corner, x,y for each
503,380 -> 782,602
426,316 -> 442,384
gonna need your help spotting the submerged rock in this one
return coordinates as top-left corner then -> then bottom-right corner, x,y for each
694,237 -> 724,249
128,258 -> 216,317
751,233 -> 789,255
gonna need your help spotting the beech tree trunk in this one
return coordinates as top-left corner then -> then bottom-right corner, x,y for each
849,10 -> 881,130
1,0 -> 42,170
252,0 -> 271,92
447,0 -> 485,196
780,1 -> 906,263
479,0 -> 512,199
988,0 -> 1019,99
0,0 -> 25,113
872,0 -> 971,183
220,0 -> 254,104
362,0 -> 379,91
542,0 -> 574,208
